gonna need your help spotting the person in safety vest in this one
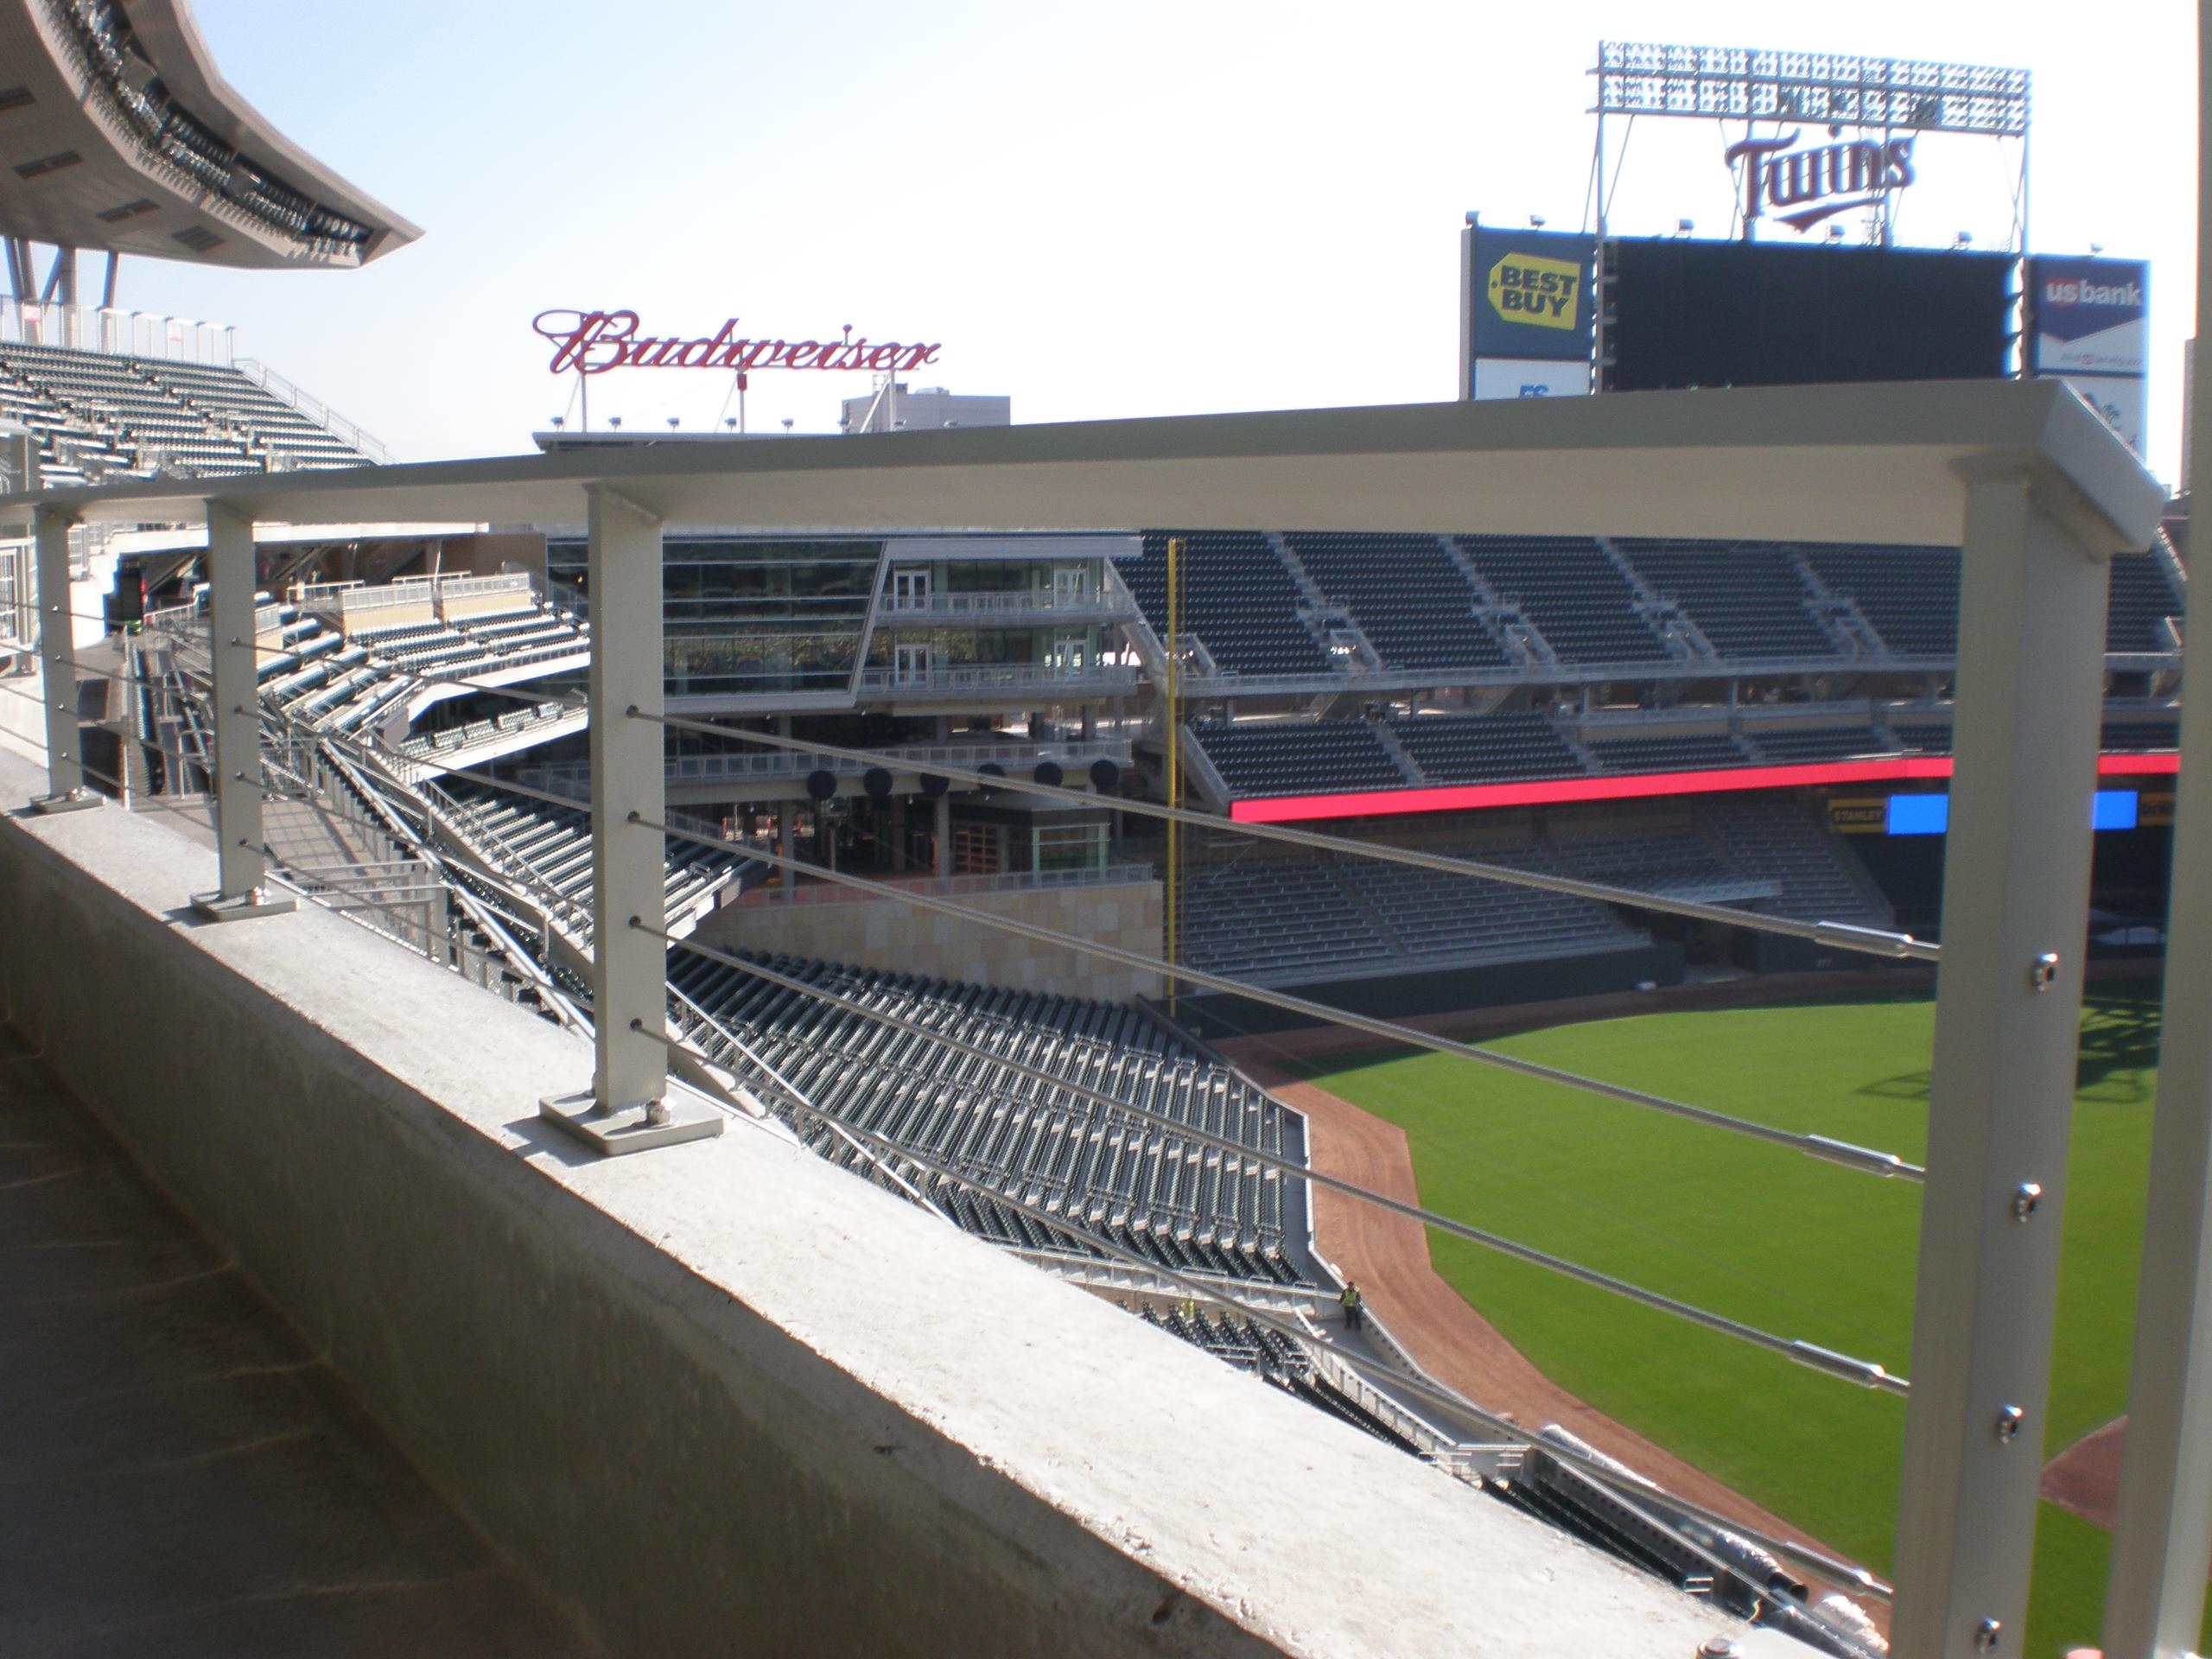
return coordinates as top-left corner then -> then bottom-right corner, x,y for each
1340,1281 -> 1363,1333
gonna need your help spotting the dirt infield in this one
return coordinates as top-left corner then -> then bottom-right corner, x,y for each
1243,1055 -> 1874,1598
2043,1417 -> 2129,1531
2042,1415 -> 2212,1580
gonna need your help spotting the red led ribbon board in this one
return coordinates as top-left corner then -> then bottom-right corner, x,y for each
1229,753 -> 2178,825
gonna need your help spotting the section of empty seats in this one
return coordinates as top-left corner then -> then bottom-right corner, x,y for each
667,951 -> 1306,1284
1189,721 -> 1408,796
1581,734 -> 1745,773
1738,725 -> 1895,765
1388,712 -> 1585,784
1888,722 -> 1952,755
2106,549 -> 2186,653
1452,536 -> 1671,664
1333,846 -> 1642,963
435,784 -> 747,945
1696,797 -> 1885,923
1122,532 -> 1333,676
1616,541 -> 1836,660
2101,717 -> 2180,752
1176,843 -> 1639,978
1284,532 -> 1508,671
1177,858 -> 1395,979
1801,545 -> 1961,656
0,342 -> 374,485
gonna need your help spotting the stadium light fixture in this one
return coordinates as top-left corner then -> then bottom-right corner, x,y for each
1675,218 -> 1694,236
1529,213 -> 1547,228
1955,231 -> 1974,248
667,416 -> 680,430
608,416 -> 622,429
2090,242 -> 2104,255
550,416 -> 564,429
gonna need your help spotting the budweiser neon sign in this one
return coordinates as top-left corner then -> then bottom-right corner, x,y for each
531,309 -> 943,376
1725,130 -> 1916,232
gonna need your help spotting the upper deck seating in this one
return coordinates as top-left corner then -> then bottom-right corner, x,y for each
2106,549 -> 2186,653
1124,533 -> 1332,677
1286,532 -> 1508,671
1617,541 -> 1836,661
1801,545 -> 1961,656
1454,536 -> 1671,664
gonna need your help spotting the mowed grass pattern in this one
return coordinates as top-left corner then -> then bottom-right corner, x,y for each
1302,987 -> 2184,1659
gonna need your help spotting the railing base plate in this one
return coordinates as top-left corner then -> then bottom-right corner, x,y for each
31,788 -> 101,815
190,890 -> 297,923
539,1086 -> 724,1156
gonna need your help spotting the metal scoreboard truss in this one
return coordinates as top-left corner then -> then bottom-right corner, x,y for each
1586,40 -> 2031,255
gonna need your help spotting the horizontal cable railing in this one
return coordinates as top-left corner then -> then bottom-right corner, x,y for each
13,386 -> 2180,1657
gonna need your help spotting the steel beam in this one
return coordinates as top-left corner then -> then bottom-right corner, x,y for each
192,500 -> 289,918
29,504 -> 96,813
1891,469 -> 2114,1657
540,484 -> 719,1155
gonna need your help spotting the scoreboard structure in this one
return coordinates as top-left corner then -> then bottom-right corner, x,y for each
1458,221 -> 2152,459
1601,238 -> 2015,392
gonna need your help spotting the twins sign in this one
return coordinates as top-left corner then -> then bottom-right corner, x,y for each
1725,130 -> 1917,232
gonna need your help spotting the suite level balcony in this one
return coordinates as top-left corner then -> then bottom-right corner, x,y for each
853,659 -> 1140,704
878,585 -> 1133,626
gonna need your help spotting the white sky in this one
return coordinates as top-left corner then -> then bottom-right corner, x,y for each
122,0 -> 2198,489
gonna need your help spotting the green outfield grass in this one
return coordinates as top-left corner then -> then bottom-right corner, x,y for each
1298,985 -> 2194,1659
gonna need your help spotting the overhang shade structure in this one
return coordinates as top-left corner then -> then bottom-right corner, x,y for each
0,0 -> 418,270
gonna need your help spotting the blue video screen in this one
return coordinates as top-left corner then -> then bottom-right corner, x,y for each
1883,791 -> 2139,836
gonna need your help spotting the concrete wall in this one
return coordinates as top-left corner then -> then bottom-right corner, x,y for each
698,876 -> 1165,1001
0,749 -> 1750,1659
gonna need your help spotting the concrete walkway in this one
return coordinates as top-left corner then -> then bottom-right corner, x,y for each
0,1021 -> 600,1658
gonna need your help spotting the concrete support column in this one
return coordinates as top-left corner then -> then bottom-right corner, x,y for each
29,504 -> 94,813
934,793 -> 951,877
1080,704 -> 1096,741
1891,470 -> 2113,1658
777,801 -> 797,892
539,484 -> 717,1155
190,501 -> 289,917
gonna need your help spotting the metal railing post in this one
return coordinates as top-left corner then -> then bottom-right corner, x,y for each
191,499 -> 291,920
2102,22 -> 2212,1642
29,503 -> 97,813
540,484 -> 721,1154
2101,577 -> 2212,1659
1891,467 -> 2115,1657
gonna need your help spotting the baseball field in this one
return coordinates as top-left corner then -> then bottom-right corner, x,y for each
1297,984 -> 2202,1659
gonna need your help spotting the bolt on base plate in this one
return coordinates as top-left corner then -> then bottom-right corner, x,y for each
539,1086 -> 724,1156
190,889 -> 297,923
30,787 -> 101,815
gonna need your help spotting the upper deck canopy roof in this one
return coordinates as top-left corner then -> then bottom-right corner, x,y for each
0,0 -> 419,270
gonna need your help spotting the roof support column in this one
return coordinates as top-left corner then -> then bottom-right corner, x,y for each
29,504 -> 97,814
192,499 -> 289,918
540,484 -> 719,1155
1891,467 -> 2113,1657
